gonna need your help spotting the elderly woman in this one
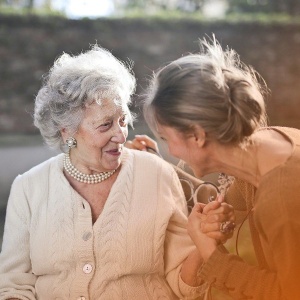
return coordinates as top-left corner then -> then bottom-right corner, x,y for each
142,37 -> 300,299
0,45 -> 234,300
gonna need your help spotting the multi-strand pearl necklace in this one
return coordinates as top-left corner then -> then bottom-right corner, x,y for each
63,152 -> 116,184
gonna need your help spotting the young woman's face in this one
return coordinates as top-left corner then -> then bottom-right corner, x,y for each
70,99 -> 129,172
157,124 -> 205,177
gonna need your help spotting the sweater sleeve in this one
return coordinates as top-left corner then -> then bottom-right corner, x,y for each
0,175 -> 37,300
164,169 -> 208,299
197,172 -> 300,299
196,179 -> 281,300
254,169 -> 300,300
198,245 -> 280,300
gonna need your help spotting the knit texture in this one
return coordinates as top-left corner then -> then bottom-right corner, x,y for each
198,127 -> 300,299
0,148 -> 206,300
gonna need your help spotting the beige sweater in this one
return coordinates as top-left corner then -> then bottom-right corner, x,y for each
0,149 -> 206,300
198,127 -> 300,300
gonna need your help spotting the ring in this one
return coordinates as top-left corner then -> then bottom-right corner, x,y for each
208,195 -> 215,202
220,221 -> 236,234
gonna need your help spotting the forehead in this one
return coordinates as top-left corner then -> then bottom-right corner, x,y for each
157,124 -> 185,140
85,99 -> 127,122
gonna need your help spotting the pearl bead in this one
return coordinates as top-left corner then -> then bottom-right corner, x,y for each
63,152 -> 116,184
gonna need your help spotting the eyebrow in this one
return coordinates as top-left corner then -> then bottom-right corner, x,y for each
92,111 -> 127,125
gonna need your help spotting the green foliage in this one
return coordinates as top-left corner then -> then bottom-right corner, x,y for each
112,7 -> 206,20
227,0 -> 300,15
110,8 -> 300,24
0,4 -> 65,16
114,0 -> 207,14
114,0 -> 300,16
0,0 -> 65,16
225,11 -> 300,23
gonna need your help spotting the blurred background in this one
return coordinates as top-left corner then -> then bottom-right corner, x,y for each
0,1 -> 300,298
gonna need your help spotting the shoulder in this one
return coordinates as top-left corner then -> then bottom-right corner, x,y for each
259,126 -> 300,144
14,153 -> 64,186
128,148 -> 174,174
124,148 -> 181,193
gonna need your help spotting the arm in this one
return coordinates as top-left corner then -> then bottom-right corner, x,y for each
0,176 -> 37,300
163,170 -> 208,299
188,180 -> 291,300
188,217 -> 281,300
163,169 -> 234,299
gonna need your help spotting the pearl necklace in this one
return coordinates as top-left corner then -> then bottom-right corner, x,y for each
63,152 -> 116,184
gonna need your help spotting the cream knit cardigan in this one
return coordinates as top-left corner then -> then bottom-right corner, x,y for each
0,149 -> 206,300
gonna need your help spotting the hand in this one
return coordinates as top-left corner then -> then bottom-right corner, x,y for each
200,195 -> 236,243
125,135 -> 159,154
187,202 -> 218,261
187,195 -> 235,261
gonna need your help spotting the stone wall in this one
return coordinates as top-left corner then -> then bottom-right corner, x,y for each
1,15 -> 300,133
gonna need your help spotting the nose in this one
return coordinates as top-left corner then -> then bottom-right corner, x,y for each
111,125 -> 127,144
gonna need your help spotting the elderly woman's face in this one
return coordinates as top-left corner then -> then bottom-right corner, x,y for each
72,99 -> 129,172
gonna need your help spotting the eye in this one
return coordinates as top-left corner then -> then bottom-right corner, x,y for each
119,115 -> 128,127
160,136 -> 167,142
98,121 -> 112,132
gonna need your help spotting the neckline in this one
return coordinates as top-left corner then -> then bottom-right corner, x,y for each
58,149 -> 132,227
256,126 -> 295,188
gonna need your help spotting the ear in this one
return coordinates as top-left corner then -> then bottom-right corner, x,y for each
60,128 -> 68,142
193,125 -> 206,148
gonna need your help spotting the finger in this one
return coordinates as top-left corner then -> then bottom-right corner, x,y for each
124,140 -> 133,149
201,220 -> 236,235
188,209 -> 205,231
125,139 -> 146,151
131,139 -> 147,151
202,201 -> 221,214
200,222 -> 222,233
135,135 -> 158,150
206,203 -> 234,215
191,203 -> 204,214
217,194 -> 224,203
204,212 -> 235,223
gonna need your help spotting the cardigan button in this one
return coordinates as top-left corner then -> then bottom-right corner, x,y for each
82,231 -> 92,241
83,263 -> 93,274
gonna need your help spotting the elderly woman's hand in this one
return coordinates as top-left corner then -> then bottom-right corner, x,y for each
125,135 -> 160,154
187,202 -> 218,261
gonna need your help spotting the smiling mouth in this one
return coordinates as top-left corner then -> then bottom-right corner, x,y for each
106,148 -> 122,155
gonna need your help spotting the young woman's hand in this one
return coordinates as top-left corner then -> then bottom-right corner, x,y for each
200,195 -> 236,243
187,195 -> 235,261
125,135 -> 159,154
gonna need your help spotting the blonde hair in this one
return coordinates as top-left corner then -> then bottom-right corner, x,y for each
144,37 -> 268,146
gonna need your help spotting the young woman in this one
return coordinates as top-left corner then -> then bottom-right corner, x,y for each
142,37 -> 300,299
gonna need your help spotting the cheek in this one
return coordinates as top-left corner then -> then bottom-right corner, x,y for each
168,144 -> 184,159
87,132 -> 110,148
123,127 -> 129,139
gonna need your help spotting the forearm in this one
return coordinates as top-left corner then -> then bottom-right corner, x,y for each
180,248 -> 205,287
198,246 -> 282,300
0,177 -> 36,300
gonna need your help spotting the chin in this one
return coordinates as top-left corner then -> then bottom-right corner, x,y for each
108,159 -> 122,171
191,167 -> 204,179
